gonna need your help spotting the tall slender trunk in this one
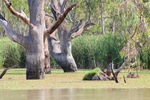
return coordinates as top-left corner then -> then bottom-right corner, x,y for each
100,0 -> 105,34
112,21 -> 116,35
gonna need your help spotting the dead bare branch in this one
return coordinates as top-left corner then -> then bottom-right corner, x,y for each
0,15 -> 27,45
71,21 -> 95,39
70,19 -> 83,33
111,62 -> 119,83
60,0 -> 68,6
3,0 -> 34,28
44,3 -> 76,36
0,14 -> 6,20
115,60 -> 127,76
0,68 -> 8,79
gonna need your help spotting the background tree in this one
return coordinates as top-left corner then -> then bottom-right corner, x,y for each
48,0 -> 94,72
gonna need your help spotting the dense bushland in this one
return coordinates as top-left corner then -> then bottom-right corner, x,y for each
0,33 -> 150,69
72,33 -> 127,69
0,37 -> 25,68
139,41 -> 150,69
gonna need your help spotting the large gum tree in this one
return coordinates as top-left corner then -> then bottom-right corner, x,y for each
0,0 -> 76,79
48,0 -> 94,72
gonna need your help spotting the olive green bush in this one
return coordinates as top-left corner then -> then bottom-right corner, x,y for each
139,41 -> 150,69
72,33 -> 127,69
0,37 -> 25,68
1,33 -> 150,69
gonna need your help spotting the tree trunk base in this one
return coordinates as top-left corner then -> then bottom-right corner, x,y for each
44,67 -> 51,74
63,68 -> 77,72
26,69 -> 44,79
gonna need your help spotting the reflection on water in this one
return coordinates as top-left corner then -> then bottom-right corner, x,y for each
0,89 -> 150,100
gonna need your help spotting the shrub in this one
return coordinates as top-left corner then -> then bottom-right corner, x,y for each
72,35 -> 98,69
83,67 -> 100,80
139,41 -> 150,69
72,33 -> 127,69
0,37 -> 26,68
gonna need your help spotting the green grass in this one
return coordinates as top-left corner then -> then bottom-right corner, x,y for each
0,68 -> 150,90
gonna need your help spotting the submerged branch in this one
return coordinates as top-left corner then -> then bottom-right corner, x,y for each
0,68 -> 9,79
111,62 -> 119,83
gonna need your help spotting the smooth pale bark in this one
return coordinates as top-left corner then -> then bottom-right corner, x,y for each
26,35 -> 45,79
49,32 -> 77,72
100,0 -> 105,34
49,0 -> 77,72
0,15 -> 45,79
25,0 -> 46,79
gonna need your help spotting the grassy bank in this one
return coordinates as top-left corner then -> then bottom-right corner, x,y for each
0,69 -> 150,90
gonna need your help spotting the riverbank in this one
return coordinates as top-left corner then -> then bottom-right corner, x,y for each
0,69 -> 150,90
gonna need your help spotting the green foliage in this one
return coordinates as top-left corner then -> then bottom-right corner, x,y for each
139,41 -> 150,69
72,35 -> 98,69
83,67 -> 100,80
50,56 -> 60,69
72,33 -> 127,69
0,37 -> 25,68
143,0 -> 150,3
144,2 -> 150,27
96,33 -> 127,67
1,0 -> 149,70
0,0 -> 29,35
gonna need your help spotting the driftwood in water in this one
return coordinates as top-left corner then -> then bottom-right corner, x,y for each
0,68 -> 8,79
111,62 -> 119,83
90,61 -> 127,83
127,72 -> 139,78
0,65 -> 20,79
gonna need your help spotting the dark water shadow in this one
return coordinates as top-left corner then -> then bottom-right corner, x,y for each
0,89 -> 150,100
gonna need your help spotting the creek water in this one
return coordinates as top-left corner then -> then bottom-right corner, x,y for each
0,89 -> 150,100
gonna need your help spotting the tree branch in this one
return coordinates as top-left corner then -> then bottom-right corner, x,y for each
3,0 -> 34,28
129,26 -> 145,48
0,14 -> 27,45
111,62 -> 119,83
70,19 -> 83,33
44,3 -> 76,36
115,60 -> 127,76
71,21 -> 95,39
0,68 -> 8,79
60,0 -> 68,6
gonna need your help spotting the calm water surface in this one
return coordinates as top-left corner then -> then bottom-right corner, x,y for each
0,89 -> 150,100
